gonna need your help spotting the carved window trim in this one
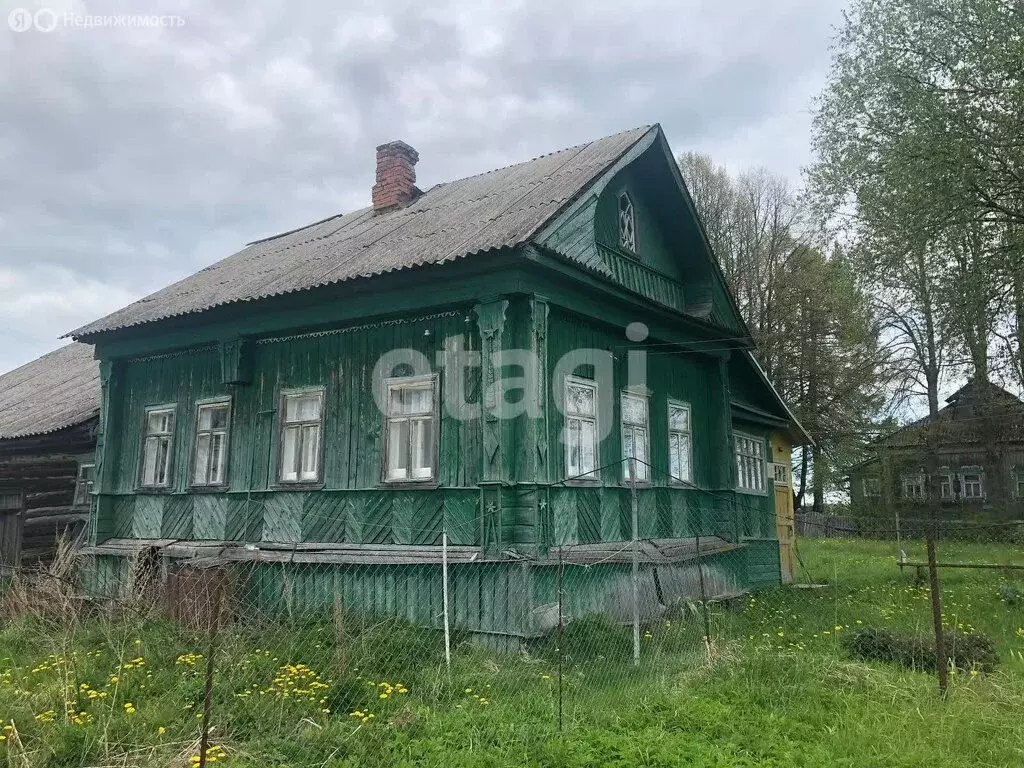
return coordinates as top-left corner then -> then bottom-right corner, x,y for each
618,192 -> 636,253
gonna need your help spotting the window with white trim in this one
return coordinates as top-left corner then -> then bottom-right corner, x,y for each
192,400 -> 231,486
565,376 -> 599,480
140,406 -> 175,488
384,376 -> 438,482
735,432 -> 766,493
901,472 -> 925,500
667,400 -> 692,484
278,389 -> 324,484
620,391 -> 649,483
73,463 -> 95,506
960,466 -> 984,499
939,468 -> 953,500
862,476 -> 880,497
618,192 -> 636,252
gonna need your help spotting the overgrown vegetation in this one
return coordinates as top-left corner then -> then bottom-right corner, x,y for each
2,538 -> 1023,767
842,627 -> 999,673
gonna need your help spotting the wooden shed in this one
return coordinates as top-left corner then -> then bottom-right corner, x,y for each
0,343 -> 100,572
69,126 -> 809,640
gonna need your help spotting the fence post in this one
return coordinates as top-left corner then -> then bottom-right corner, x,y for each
630,458 -> 640,669
441,521 -> 451,672
695,534 -> 712,659
556,546 -> 564,732
198,578 -> 223,768
927,528 -> 949,696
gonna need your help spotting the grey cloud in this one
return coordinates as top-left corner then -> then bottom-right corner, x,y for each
0,0 -> 844,372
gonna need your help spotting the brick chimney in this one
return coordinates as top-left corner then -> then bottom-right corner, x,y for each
372,140 -> 420,211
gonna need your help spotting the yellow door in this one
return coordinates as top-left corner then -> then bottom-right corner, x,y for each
770,434 -> 795,584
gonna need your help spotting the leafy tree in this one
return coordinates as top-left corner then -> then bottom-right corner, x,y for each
810,0 -> 1024,395
679,153 -> 885,510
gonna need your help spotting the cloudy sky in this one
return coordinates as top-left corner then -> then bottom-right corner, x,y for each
0,0 -> 845,373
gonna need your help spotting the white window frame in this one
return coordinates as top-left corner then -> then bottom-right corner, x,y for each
620,390 -> 650,484
277,388 -> 325,485
959,466 -> 985,500
901,471 -> 925,501
938,467 -> 954,500
861,476 -> 881,498
734,431 -> 767,494
139,405 -> 176,489
191,397 -> 232,487
618,192 -> 636,253
772,462 -> 791,487
667,399 -> 693,485
73,463 -> 95,507
564,375 -> 600,481
383,374 -> 439,484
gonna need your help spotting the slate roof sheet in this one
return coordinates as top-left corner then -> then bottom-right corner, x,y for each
70,126 -> 653,338
0,343 -> 100,439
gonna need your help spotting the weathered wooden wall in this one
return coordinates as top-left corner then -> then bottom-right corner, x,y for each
850,446 -> 1024,520
0,420 -> 95,566
93,298 -> 783,591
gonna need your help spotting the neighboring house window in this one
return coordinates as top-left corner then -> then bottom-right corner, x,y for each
735,432 -> 766,493
73,463 -> 95,506
960,466 -> 984,500
618,192 -> 636,252
1016,469 -> 1024,498
620,391 -> 649,483
901,472 -> 925,501
565,376 -> 599,480
192,399 -> 231,486
862,476 -> 881,498
139,406 -> 176,488
667,400 -> 692,484
939,468 -> 953,500
384,375 -> 438,483
278,389 -> 324,484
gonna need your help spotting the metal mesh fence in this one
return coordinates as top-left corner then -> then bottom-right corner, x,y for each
1,498 -> 1023,765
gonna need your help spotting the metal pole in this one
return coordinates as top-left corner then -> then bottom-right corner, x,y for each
895,508 -> 903,560
198,579 -> 222,768
630,458 -> 640,669
557,547 -> 564,732
696,534 -> 712,659
441,522 -> 451,671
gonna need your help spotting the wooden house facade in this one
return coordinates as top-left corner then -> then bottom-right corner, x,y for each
0,343 -> 100,572
69,125 -> 808,639
849,380 -> 1024,520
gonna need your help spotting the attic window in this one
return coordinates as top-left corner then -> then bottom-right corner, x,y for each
618,192 -> 636,253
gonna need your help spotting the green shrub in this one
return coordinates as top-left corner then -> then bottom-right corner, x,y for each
998,583 -> 1024,606
528,614 -> 633,663
842,627 -> 999,672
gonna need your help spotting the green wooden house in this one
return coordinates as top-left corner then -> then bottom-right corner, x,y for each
69,124 -> 808,642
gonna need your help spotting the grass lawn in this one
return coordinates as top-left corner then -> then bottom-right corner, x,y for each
1,538 -> 1023,767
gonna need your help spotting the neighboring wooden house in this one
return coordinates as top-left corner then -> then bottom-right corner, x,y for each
849,380 -> 1024,519
0,343 -> 100,572
69,125 -> 808,639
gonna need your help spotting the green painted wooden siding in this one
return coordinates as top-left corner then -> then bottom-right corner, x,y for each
545,306 -> 727,490
106,311 -> 481,495
595,170 -> 686,284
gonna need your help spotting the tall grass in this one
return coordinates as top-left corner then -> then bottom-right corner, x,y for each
1,538 -> 1022,767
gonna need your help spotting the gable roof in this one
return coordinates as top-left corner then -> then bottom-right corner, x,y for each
0,343 -> 100,440
872,379 -> 1024,449
69,126 -> 655,339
